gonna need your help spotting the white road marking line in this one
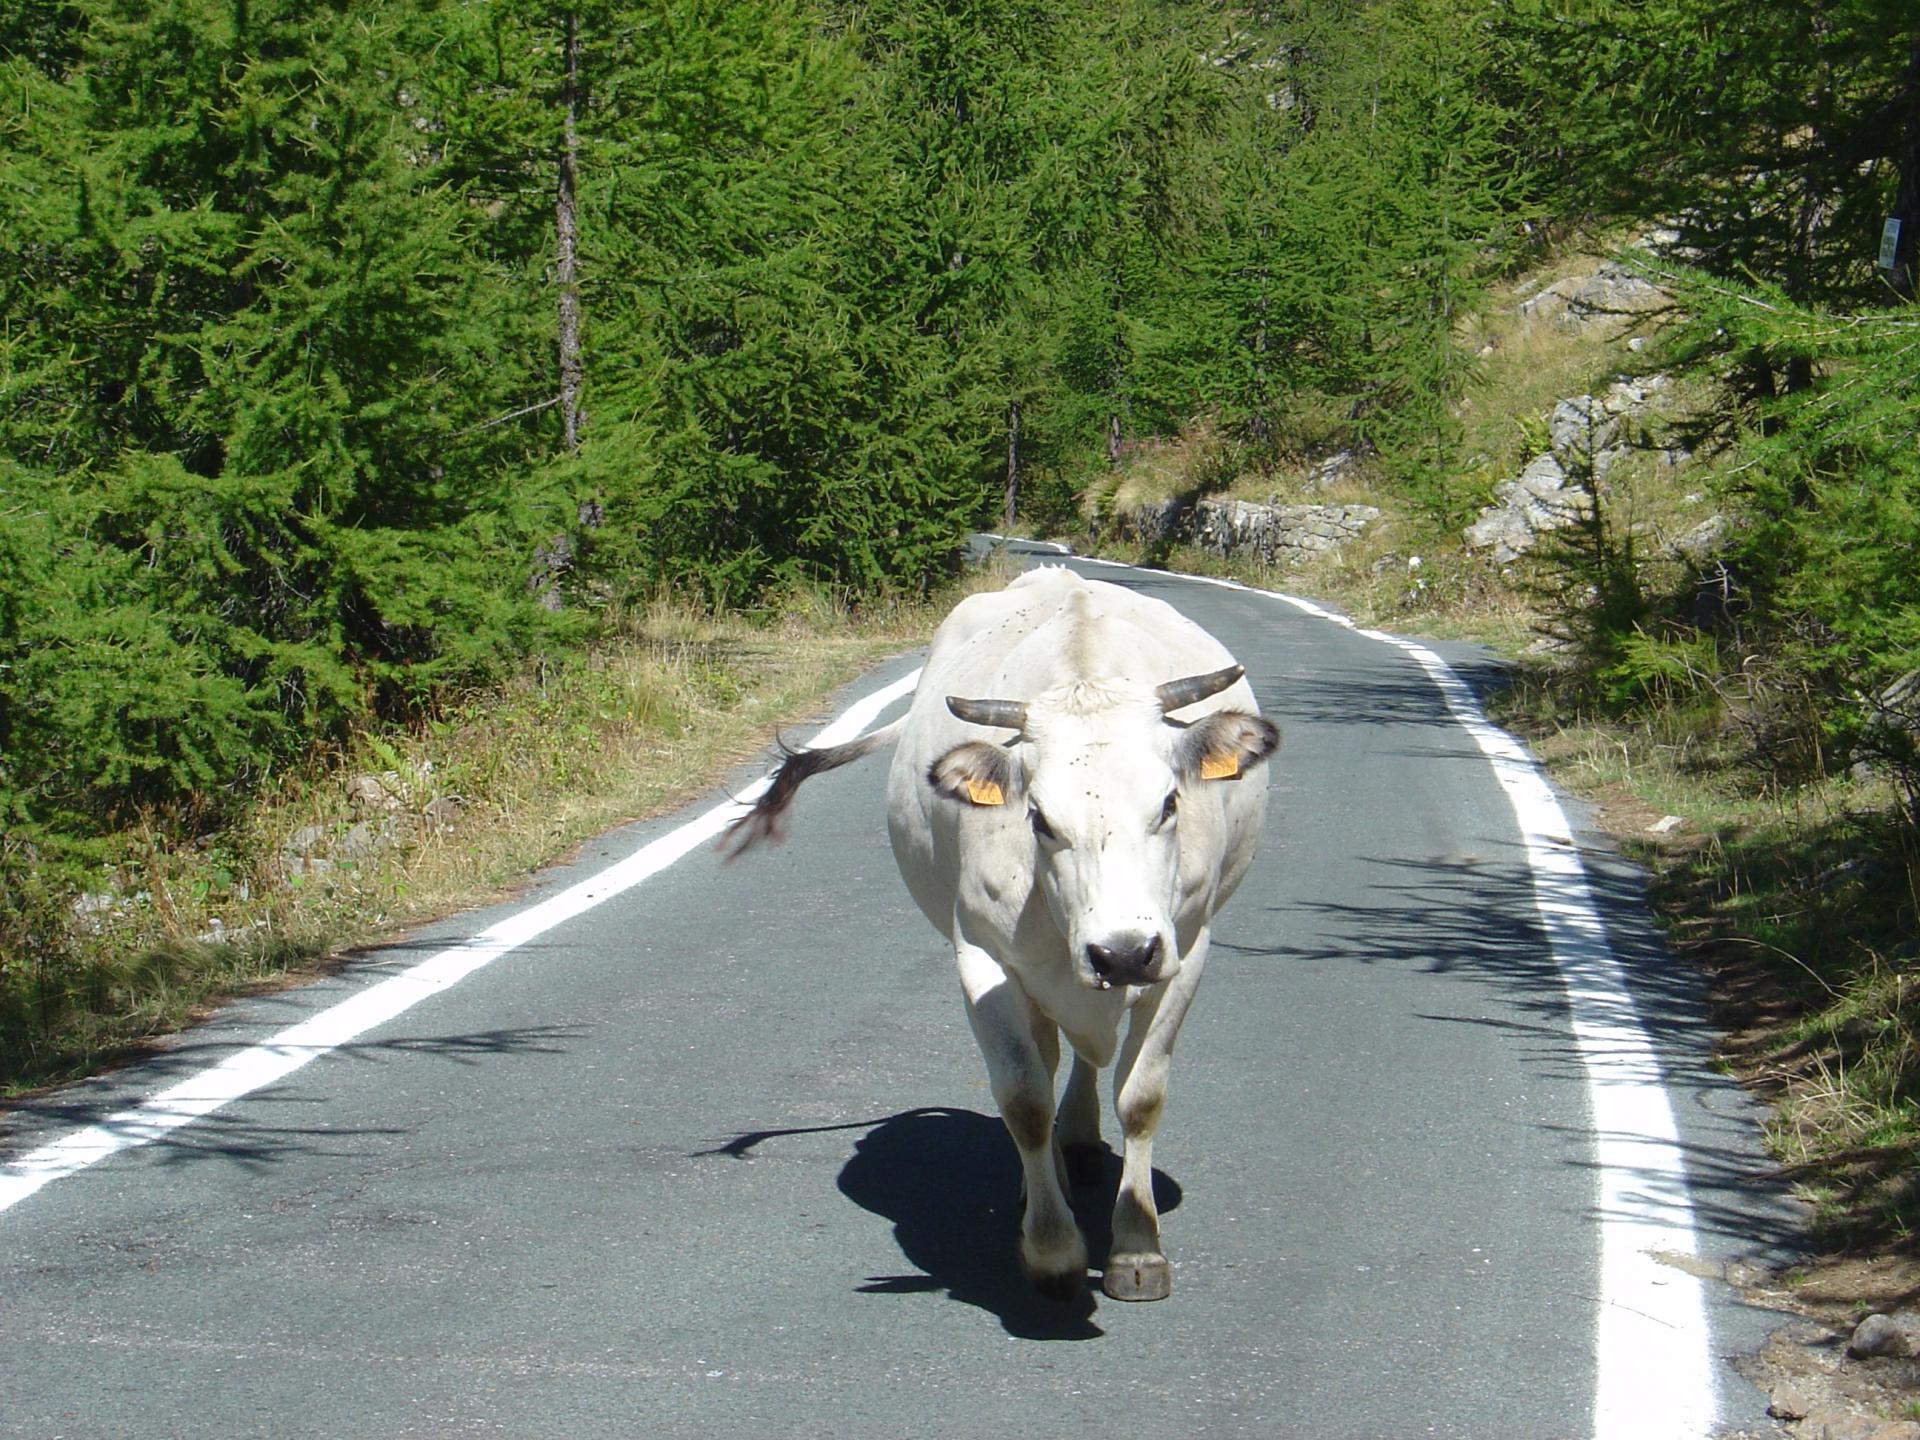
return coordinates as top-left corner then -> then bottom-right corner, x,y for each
1373,633 -> 1715,1440
1096,556 -> 1717,1440
0,668 -> 923,1217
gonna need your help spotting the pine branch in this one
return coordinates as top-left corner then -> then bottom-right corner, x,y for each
451,395 -> 560,438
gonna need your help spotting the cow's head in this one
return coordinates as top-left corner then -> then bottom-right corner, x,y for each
931,665 -> 1278,991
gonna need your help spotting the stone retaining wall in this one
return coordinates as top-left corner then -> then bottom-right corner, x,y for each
1105,497 -> 1380,567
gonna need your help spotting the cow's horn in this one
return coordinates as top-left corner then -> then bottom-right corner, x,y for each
1157,665 -> 1244,714
947,696 -> 1029,730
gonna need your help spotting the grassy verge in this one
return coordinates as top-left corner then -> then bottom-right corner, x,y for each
1,580 -> 974,1097
1495,681 -> 1920,1249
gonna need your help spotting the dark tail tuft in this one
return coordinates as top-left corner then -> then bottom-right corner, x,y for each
718,740 -> 837,861
717,719 -> 904,861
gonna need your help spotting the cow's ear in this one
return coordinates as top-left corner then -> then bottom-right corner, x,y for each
929,741 -> 1015,807
1175,711 -> 1279,783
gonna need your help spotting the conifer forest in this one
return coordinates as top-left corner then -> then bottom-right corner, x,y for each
3,3 -> 1918,1097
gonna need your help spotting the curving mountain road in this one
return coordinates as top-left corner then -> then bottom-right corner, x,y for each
0,544 -> 1801,1439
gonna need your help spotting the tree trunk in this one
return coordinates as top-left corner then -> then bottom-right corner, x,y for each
1893,30 -> 1920,296
1002,400 -> 1020,531
555,8 -> 583,453
1249,221 -> 1273,445
533,11 -> 586,611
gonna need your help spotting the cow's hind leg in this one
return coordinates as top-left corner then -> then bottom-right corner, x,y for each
956,942 -> 1087,1300
1031,1016 -> 1072,1197
1056,1052 -> 1105,1188
1103,933 -> 1208,1302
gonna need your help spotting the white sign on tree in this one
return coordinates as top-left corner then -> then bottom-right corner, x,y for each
1879,217 -> 1903,271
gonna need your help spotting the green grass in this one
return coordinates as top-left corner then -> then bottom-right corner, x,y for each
1496,676 -> 1920,1248
1666,807 -> 1920,1247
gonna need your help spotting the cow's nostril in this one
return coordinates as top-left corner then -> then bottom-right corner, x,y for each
1087,936 -> 1162,986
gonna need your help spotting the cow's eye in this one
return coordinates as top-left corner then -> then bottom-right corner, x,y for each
1029,806 -> 1058,842
1158,791 -> 1179,828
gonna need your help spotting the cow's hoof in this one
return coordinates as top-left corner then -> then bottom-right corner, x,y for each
1018,1222 -> 1088,1302
1025,1263 -> 1086,1302
1102,1253 -> 1172,1302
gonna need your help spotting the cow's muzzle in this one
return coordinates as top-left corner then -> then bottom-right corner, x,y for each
1086,933 -> 1172,989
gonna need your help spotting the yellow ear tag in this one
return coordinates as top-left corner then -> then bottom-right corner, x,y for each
1198,752 -> 1241,781
964,778 -> 1006,806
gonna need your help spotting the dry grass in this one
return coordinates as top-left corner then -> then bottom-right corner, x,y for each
1077,420 -> 1244,522
1459,250 -> 1624,474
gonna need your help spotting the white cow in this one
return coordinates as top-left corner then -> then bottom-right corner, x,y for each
726,566 -> 1278,1301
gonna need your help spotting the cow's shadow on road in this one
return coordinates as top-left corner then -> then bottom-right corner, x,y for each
836,1105 -> 1182,1341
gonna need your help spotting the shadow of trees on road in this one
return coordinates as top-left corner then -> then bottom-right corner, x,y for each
1,1023 -> 584,1172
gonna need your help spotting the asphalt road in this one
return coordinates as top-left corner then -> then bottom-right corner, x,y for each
0,546 -> 1802,1439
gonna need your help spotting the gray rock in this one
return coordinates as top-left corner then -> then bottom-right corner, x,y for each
1110,498 -> 1183,547
1513,452 -> 1569,498
1464,507 -> 1539,564
70,891 -> 121,935
1811,1414 -> 1920,1440
423,795 -> 465,833
348,771 -> 406,812
1768,1381 -> 1815,1420
1515,259 -> 1670,335
1465,452 -> 1591,563
1105,493 -> 1380,568
1189,499 -> 1379,567
1848,1312 -> 1919,1359
1549,395 -> 1624,461
337,821 -> 383,860
282,825 -> 327,856
338,815 -> 412,860
1876,670 -> 1920,732
1667,514 -> 1731,562
1467,368 -> 1687,563
1564,263 -> 1669,329
1605,374 -> 1668,410
1516,277 -> 1577,325
1308,450 -> 1358,490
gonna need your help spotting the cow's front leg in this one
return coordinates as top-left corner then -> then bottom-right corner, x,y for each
1104,931 -> 1209,1302
956,940 -> 1087,1300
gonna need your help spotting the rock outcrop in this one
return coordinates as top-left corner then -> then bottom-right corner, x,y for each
1466,377 -> 1690,565
1515,256 -> 1672,335
1464,453 -> 1589,563
1191,499 -> 1381,566
1107,496 -> 1380,568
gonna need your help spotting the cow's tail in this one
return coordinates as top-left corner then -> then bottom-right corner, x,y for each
718,715 -> 909,860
